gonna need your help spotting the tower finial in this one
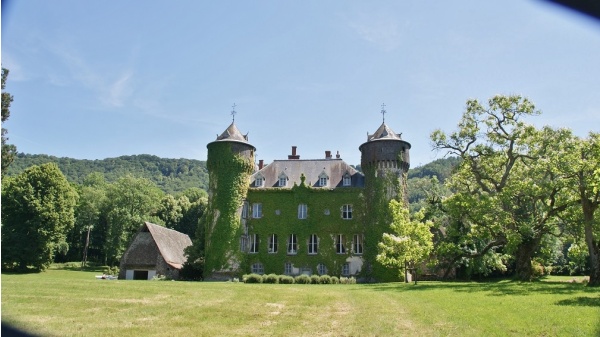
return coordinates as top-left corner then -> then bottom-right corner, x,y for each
231,103 -> 237,122
381,103 -> 387,123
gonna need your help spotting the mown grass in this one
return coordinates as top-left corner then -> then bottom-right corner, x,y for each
2,268 -> 599,337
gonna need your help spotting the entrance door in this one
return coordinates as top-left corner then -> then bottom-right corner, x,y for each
133,270 -> 149,280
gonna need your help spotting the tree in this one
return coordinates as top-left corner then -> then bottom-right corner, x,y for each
103,175 -> 163,265
2,67 -> 17,178
377,199 -> 434,283
431,95 -> 574,281
1,163 -> 78,271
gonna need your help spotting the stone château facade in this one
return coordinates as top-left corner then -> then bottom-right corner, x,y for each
204,117 -> 411,281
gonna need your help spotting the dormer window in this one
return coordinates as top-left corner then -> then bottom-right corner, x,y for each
342,172 -> 351,186
278,172 -> 288,187
255,174 -> 264,187
318,171 -> 329,187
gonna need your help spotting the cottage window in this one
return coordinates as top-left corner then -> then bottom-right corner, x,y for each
335,234 -> 346,254
251,263 -> 264,275
341,263 -> 350,276
242,201 -> 249,219
342,204 -> 352,219
353,234 -> 363,255
287,234 -> 298,255
278,172 -> 288,187
252,203 -> 262,218
319,177 -> 327,187
268,234 -> 278,253
317,263 -> 328,276
342,173 -> 351,186
240,236 -> 248,252
308,234 -> 318,255
249,234 -> 259,253
255,176 -> 264,187
298,204 -> 307,219
284,262 -> 293,275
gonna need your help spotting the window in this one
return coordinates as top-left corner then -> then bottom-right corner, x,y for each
298,204 -> 307,219
287,234 -> 298,254
278,173 -> 288,187
341,263 -> 350,276
268,234 -> 278,253
249,234 -> 259,253
353,234 -> 363,255
319,177 -> 328,187
335,234 -> 346,254
252,203 -> 262,218
240,236 -> 248,252
255,176 -> 264,187
251,263 -> 264,275
308,234 -> 318,255
342,204 -> 352,219
284,262 -> 293,275
241,201 -> 249,219
343,173 -> 351,186
317,263 -> 328,275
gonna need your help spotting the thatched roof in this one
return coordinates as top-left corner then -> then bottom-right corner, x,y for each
142,222 -> 192,269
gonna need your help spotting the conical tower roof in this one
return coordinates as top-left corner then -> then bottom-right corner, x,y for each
366,122 -> 403,141
208,122 -> 255,150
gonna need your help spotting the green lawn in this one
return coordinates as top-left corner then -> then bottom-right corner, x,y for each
2,268 -> 599,337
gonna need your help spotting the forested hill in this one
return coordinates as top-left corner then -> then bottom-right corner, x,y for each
6,153 -> 209,195
408,156 -> 461,183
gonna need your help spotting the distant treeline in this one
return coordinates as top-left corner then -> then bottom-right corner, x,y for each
7,153 -> 209,195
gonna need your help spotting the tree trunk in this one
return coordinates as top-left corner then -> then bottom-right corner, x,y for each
583,200 -> 600,287
514,237 -> 540,281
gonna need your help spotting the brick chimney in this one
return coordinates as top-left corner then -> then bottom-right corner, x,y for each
325,150 -> 332,159
258,159 -> 264,170
288,146 -> 300,160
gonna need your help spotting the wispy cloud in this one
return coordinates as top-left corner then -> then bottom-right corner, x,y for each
344,12 -> 407,52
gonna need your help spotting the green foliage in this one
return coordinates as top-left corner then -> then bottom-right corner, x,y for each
377,200 -> 434,278
310,274 -> 320,284
319,274 -> 332,284
103,266 -> 120,276
407,157 -> 460,183
294,274 -> 311,284
567,242 -> 589,275
1,163 -> 78,271
1,67 -> 17,178
7,153 -> 209,195
243,273 -> 263,283
263,273 -> 279,284
278,275 -> 295,284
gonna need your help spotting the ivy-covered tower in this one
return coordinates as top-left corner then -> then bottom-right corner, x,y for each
359,117 -> 411,281
204,122 -> 255,280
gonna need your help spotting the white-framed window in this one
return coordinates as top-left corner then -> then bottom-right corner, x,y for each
278,173 -> 288,187
255,176 -> 264,187
249,234 -> 259,253
268,234 -> 278,253
240,236 -> 247,252
252,203 -> 262,218
251,262 -> 264,275
343,173 -> 351,186
287,234 -> 298,255
342,204 -> 352,219
284,262 -> 293,275
335,234 -> 346,254
353,234 -> 363,255
319,177 -> 328,187
317,263 -> 328,275
308,234 -> 318,255
298,204 -> 307,219
341,263 -> 350,276
242,201 -> 249,219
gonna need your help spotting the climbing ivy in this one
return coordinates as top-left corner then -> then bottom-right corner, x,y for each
204,141 -> 254,277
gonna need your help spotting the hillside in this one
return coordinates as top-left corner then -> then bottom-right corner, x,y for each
6,153 -> 209,195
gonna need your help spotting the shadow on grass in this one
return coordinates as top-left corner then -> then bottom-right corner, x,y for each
555,296 -> 600,307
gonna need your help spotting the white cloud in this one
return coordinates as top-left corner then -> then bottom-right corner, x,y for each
344,11 -> 407,52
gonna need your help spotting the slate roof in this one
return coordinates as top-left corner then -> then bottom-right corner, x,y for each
367,122 -> 404,141
142,222 -> 192,269
250,158 -> 364,188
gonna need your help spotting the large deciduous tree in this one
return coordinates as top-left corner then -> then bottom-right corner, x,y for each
431,95 -> 574,281
1,163 -> 78,271
1,67 -> 17,178
377,200 -> 434,282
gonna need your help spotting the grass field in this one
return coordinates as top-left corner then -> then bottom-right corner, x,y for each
2,266 -> 599,337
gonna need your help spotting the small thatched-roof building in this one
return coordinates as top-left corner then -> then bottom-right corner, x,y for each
118,222 -> 192,280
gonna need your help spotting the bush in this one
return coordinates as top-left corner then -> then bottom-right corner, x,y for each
263,273 -> 279,284
243,273 -> 263,283
330,276 -> 339,284
531,261 -> 545,278
279,275 -> 295,284
295,274 -> 311,284
310,275 -> 320,284
339,277 -> 348,284
319,275 -> 332,284
103,266 -> 119,276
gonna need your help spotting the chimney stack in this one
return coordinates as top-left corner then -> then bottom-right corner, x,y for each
325,150 -> 332,159
336,151 -> 340,159
258,159 -> 264,170
288,146 -> 300,160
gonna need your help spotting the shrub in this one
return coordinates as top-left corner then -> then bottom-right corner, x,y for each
103,266 -> 119,276
295,274 -> 311,284
330,276 -> 339,284
310,275 -> 320,284
243,273 -> 263,283
319,275 -> 332,284
347,277 -> 357,284
263,273 -> 279,284
339,277 -> 348,284
279,275 -> 295,284
531,261 -> 545,278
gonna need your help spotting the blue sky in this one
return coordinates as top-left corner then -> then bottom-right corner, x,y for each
2,1 -> 599,167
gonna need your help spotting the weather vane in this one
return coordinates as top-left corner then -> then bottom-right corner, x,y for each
380,103 -> 387,123
231,103 -> 237,122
